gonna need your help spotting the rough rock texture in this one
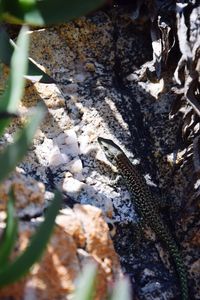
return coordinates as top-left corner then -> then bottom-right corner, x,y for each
0,168 -> 45,216
0,205 -> 120,300
0,5 -> 199,300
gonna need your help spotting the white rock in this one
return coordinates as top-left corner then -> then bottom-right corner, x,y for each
35,138 -> 54,166
126,73 -> 137,81
78,135 -> 89,154
65,129 -> 78,145
63,176 -> 84,194
49,145 -> 69,166
66,158 -> 83,174
61,144 -> 79,158
54,129 -> 79,157
54,133 -> 66,145
65,131 -> 79,157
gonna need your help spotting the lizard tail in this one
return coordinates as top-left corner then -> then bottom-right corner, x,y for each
167,239 -> 189,300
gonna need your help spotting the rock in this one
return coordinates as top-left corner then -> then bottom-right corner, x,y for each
0,205 -> 121,300
49,144 -> 70,166
0,170 -> 45,218
66,157 -> 83,174
62,175 -> 85,197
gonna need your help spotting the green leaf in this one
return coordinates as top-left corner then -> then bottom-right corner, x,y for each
0,28 -> 55,84
2,0 -> 105,26
0,190 -> 62,287
0,103 -> 45,183
0,188 -> 18,267
74,264 -> 97,300
25,60 -> 55,83
0,26 -> 29,113
0,1 -> 4,19
0,28 -> 13,65
0,26 -> 29,136
18,0 -> 36,11
111,278 -> 131,300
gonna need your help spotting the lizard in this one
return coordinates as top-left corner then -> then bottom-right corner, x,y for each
98,136 -> 188,300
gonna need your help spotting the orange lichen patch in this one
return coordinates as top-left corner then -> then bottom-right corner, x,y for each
0,171 -> 45,210
73,205 -> 121,300
59,19 -> 97,55
0,205 -> 121,300
26,83 -> 66,109
85,62 -> 96,72
56,210 -> 86,248
58,17 -> 112,62
0,229 -> 32,299
0,280 -> 27,300
74,205 -> 116,258
0,225 -> 80,299
28,28 -> 70,75
74,204 -> 121,298
57,205 -> 120,279
30,226 -> 80,299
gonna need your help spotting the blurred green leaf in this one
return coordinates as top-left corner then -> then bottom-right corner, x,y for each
0,28 -> 54,84
111,278 -> 131,300
0,188 -> 18,267
0,26 -> 29,112
74,264 -> 97,300
2,0 -> 105,26
0,190 -> 62,287
24,59 -> 55,83
0,26 -> 29,136
0,103 -> 45,183
18,0 -> 36,11
0,1 -> 3,18
0,28 -> 13,65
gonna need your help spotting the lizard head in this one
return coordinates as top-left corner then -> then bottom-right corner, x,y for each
98,137 -> 122,165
